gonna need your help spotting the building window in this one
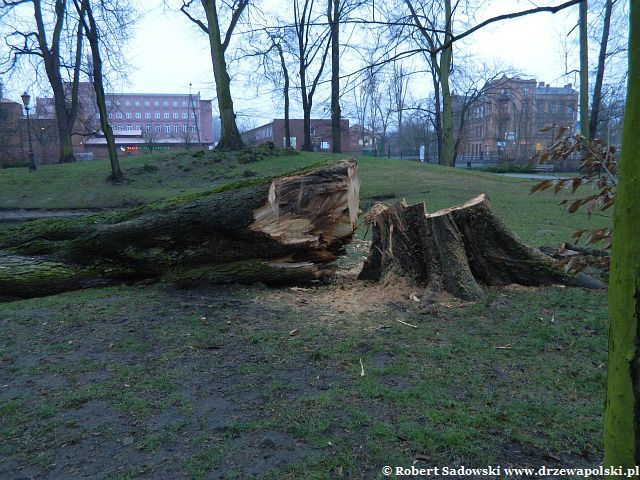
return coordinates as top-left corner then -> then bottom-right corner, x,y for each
165,125 -> 170,133
116,125 -> 122,130
182,101 -> 188,107
108,112 -> 112,119
144,100 -> 150,107
116,112 -> 122,119
106,100 -> 111,106
164,112 -> 170,119
163,101 -> 169,107
191,126 -> 197,133
154,112 -> 160,119
154,100 -> 160,107
191,112 -> 196,118
145,112 -> 151,119
127,124 -> 132,131
125,100 -> 130,106
146,125 -> 151,132
173,112 -> 178,119
182,125 -> 188,132
155,125 -> 161,133
125,112 -> 132,119
135,112 -> 141,119
182,112 -> 188,119
174,125 -> 179,132
135,100 -> 140,106
320,141 -> 330,150
172,101 -> 178,107
310,126 -> 316,136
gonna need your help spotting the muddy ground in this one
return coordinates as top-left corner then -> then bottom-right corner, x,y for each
0,250 -> 607,479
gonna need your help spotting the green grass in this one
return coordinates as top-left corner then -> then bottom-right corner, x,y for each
0,149 -> 611,478
0,150 -> 610,247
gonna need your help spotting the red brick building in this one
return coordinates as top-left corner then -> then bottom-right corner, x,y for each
36,82 -> 215,158
453,76 -> 578,160
243,118 -> 352,152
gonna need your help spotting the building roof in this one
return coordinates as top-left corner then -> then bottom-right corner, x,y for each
0,98 -> 20,104
536,86 -> 577,96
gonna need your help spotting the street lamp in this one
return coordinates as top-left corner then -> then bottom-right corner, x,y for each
20,91 -> 37,172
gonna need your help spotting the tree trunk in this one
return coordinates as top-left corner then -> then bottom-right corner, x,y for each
440,0 -> 455,167
579,0 -> 590,139
329,0 -> 342,153
33,0 -> 80,164
604,0 -> 640,471
79,0 -> 123,182
0,161 -> 360,300
359,194 -> 604,300
590,0 -> 613,140
274,41 -> 291,148
202,0 -> 245,151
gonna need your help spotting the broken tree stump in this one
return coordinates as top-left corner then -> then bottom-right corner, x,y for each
0,160 -> 360,300
359,194 -> 605,299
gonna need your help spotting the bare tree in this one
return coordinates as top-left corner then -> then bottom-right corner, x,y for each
178,0 -> 248,150
292,0 -> 331,151
1,0 -> 85,163
142,126 -> 160,153
73,0 -> 130,182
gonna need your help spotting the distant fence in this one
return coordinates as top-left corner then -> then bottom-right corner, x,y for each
383,151 -> 583,173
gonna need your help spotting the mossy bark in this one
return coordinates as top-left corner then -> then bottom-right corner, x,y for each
359,194 -> 604,299
0,161 -> 359,299
604,1 -> 640,472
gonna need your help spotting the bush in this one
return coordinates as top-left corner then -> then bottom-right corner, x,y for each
480,163 -> 536,174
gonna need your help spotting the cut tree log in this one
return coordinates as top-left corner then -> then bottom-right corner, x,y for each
359,194 -> 605,300
0,160 -> 360,300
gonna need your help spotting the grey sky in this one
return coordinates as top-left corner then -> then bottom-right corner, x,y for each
1,0 -> 597,125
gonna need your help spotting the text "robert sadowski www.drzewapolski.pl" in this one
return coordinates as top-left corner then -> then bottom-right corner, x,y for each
385,465 -> 640,477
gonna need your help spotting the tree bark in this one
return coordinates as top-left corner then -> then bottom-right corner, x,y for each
604,0 -> 640,471
200,0 -> 245,151
359,194 -> 604,300
0,161 -> 360,300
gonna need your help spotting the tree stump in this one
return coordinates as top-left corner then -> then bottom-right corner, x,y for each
359,194 -> 604,299
0,160 -> 360,300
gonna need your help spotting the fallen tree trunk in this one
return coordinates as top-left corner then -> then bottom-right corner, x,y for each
359,194 -> 605,300
0,160 -> 360,300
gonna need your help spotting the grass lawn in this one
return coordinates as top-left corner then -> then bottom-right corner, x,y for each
0,150 -> 610,479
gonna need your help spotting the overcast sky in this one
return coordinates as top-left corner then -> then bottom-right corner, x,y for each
1,0 -> 597,125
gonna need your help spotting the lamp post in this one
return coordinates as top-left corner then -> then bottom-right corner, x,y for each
20,91 -> 37,172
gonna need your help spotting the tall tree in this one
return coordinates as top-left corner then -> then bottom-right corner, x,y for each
179,0 -> 247,150
293,0 -> 331,151
405,0 -> 454,166
326,0 -> 361,153
579,0 -> 590,139
2,0 -> 85,163
73,0 -> 124,182
589,0 -> 615,140
603,0 -> 640,470
328,0 -> 341,152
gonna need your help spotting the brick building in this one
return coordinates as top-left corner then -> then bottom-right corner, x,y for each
36,83 -> 215,157
453,76 -> 578,160
0,96 -> 58,167
243,118 -> 351,152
